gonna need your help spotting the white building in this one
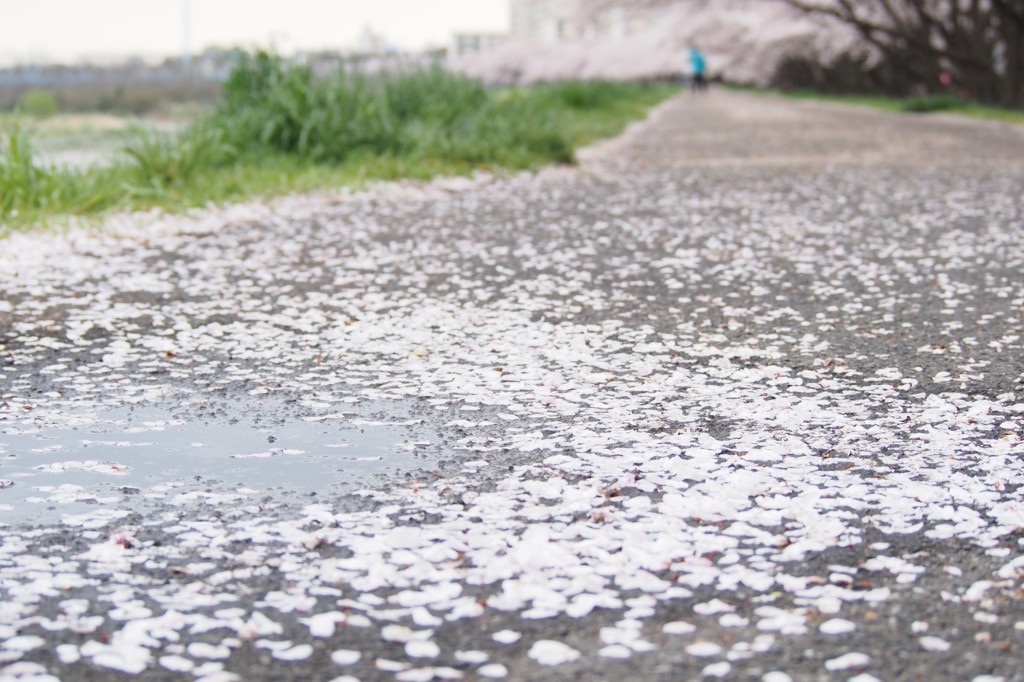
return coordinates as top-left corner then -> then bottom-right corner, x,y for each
510,0 -> 670,43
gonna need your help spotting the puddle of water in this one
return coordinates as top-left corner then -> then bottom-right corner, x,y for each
0,402 -> 436,526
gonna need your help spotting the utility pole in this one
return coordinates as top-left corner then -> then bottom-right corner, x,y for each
182,0 -> 192,74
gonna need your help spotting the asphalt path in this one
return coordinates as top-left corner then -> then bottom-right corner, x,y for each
1,90 -> 1023,681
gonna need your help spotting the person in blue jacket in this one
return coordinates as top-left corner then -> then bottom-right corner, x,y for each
690,46 -> 708,92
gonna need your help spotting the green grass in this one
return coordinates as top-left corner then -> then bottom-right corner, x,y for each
0,56 -> 679,233
528,80 -> 681,146
733,84 -> 1024,123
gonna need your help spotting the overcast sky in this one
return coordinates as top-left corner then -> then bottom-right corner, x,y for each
0,0 -> 510,63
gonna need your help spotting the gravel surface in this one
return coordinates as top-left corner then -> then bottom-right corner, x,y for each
1,90 -> 1023,682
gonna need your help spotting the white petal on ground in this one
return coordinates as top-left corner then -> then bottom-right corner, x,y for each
663,621 -> 697,635
819,619 -> 857,635
492,630 -> 521,645
919,636 -> 952,653
159,655 -> 195,672
686,642 -> 723,657
405,640 -> 441,659
382,625 -> 432,644
528,640 -> 581,666
694,599 -> 735,615
306,612 -> 346,638
762,673 -> 794,682
187,643 -> 230,660
703,662 -> 732,678
454,651 -> 488,664
376,659 -> 411,672
0,663 -> 60,682
2,636 -> 45,652
598,644 -> 632,659
825,652 -> 871,671
331,650 -> 361,666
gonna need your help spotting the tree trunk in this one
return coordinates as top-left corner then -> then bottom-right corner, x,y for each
778,0 -> 1024,107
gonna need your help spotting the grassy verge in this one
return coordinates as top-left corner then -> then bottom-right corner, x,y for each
1,53 -> 679,233
731,85 -> 1024,124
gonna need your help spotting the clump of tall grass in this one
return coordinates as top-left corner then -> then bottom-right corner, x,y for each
0,124 -> 41,214
205,51 -> 574,166
123,126 -> 235,193
0,123 -> 121,219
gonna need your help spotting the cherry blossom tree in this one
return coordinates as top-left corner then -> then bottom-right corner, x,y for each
778,0 -> 1024,106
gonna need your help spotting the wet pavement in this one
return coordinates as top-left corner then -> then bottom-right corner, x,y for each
1,90 -> 1023,681
0,399 -> 438,526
